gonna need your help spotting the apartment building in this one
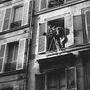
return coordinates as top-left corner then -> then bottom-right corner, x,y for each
30,0 -> 90,90
0,0 -> 33,90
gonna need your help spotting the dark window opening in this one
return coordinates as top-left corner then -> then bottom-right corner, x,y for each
4,42 -> 19,72
48,0 -> 64,8
47,70 -> 66,90
47,18 -> 68,51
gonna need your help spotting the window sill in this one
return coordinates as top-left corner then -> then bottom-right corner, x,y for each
0,0 -> 12,4
0,69 -> 26,77
38,43 -> 90,59
0,24 -> 29,35
34,0 -> 86,16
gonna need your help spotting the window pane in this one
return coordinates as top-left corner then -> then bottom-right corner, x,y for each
13,43 -> 19,61
48,0 -> 64,8
0,58 -> 3,72
14,6 -> 23,22
40,0 -> 47,9
87,26 -> 90,42
0,45 -> 5,57
86,11 -> 90,25
4,42 -> 19,72
66,67 -> 76,90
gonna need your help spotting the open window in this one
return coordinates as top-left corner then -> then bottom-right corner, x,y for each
40,0 -> 64,10
1,1 -> 31,31
10,5 -> 23,28
38,17 -> 70,53
48,0 -> 64,8
47,18 -> 65,51
0,39 -> 26,73
4,42 -> 19,72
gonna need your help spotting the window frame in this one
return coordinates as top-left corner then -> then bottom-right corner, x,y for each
45,16 -> 65,52
65,67 -> 77,90
0,44 -> 7,73
10,4 -> 23,28
4,41 -> 19,72
39,0 -> 65,11
84,9 -> 90,43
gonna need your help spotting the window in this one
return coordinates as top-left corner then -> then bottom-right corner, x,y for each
47,18 -> 66,51
40,0 -> 64,10
10,6 -> 23,28
0,1 -> 31,32
0,39 -> 26,73
85,10 -> 90,43
36,67 -> 77,90
4,42 -> 19,72
38,17 -> 69,53
47,70 -> 66,90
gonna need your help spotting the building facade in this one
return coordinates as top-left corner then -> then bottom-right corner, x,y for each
30,0 -> 90,90
0,0 -> 33,90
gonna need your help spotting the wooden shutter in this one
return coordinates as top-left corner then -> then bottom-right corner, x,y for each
35,74 -> 45,90
73,15 -> 83,45
0,9 -> 5,32
0,44 -> 7,73
65,14 -> 74,47
40,0 -> 47,10
3,7 -> 11,31
38,23 -> 46,53
22,1 -> 30,26
16,38 -> 26,70
66,67 -> 77,90
85,11 -> 90,42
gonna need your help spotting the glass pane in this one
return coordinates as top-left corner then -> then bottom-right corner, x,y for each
14,6 -> 23,22
87,26 -> 90,42
86,11 -> 90,25
0,58 -> 3,72
40,0 -> 47,9
0,45 -> 5,57
13,43 -> 19,61
66,68 -> 76,90
3,19 -> 10,30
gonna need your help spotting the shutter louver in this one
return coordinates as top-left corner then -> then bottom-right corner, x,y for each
38,23 -> 46,53
40,0 -> 47,10
0,44 -> 6,73
73,15 -> 83,45
0,9 -> 5,32
65,14 -> 74,47
16,38 -> 26,70
22,1 -> 30,26
3,8 -> 11,31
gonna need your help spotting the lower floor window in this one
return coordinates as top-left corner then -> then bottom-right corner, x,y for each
36,67 -> 76,90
